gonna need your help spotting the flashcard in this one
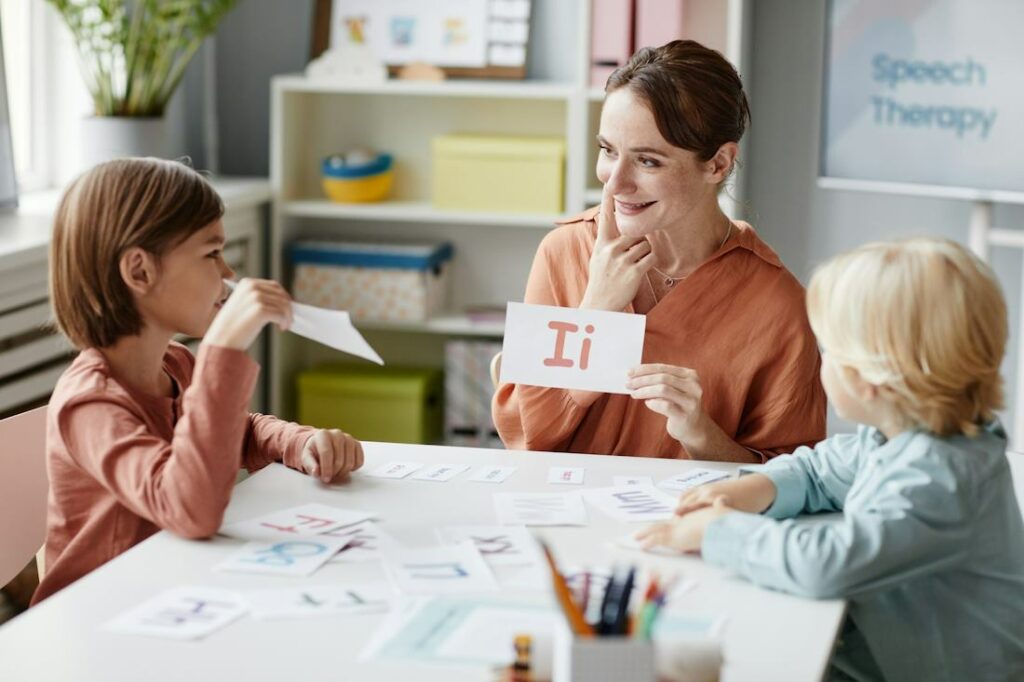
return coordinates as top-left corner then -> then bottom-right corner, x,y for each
219,503 -> 376,542
215,536 -> 350,577
365,461 -> 424,479
435,525 -> 541,567
383,542 -> 498,595
583,485 -> 678,522
104,586 -> 247,640
327,520 -> 402,564
493,492 -> 588,526
657,468 -> 732,493
243,583 -> 393,620
499,302 -> 646,394
547,466 -> 585,485
467,466 -> 517,483
411,463 -> 471,482
613,475 -> 654,487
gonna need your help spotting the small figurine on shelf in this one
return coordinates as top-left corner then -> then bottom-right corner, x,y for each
305,45 -> 387,83
321,149 -> 394,203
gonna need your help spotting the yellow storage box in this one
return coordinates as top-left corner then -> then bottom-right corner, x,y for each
432,134 -> 566,214
297,365 -> 443,445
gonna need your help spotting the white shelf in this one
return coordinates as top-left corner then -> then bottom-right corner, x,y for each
281,199 -> 560,229
355,313 -> 504,338
274,75 -> 575,101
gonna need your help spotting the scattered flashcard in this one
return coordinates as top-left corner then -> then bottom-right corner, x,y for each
215,536 -> 350,577
104,586 -> 247,640
436,525 -> 541,567
383,542 -> 498,595
366,461 -> 424,479
243,583 -> 393,620
583,485 -> 678,522
613,475 -> 654,487
657,468 -> 732,493
467,466 -> 517,483
411,463 -> 471,482
219,503 -> 376,541
493,492 -> 588,526
327,520 -> 402,564
547,466 -> 585,485
499,302 -> 646,394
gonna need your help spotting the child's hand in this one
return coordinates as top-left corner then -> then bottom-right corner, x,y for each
204,278 -> 293,351
675,480 -> 736,516
677,473 -> 778,516
300,429 -> 364,483
636,499 -> 734,553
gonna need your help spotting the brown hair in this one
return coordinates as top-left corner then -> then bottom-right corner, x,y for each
606,40 -> 751,163
49,158 -> 224,349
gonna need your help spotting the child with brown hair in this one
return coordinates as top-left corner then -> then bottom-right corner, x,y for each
639,237 -> 1024,681
33,158 -> 364,604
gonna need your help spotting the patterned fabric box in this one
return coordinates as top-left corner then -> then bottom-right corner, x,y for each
444,340 -> 504,449
290,241 -> 454,321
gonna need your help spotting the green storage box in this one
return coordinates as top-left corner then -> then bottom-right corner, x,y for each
297,365 -> 443,444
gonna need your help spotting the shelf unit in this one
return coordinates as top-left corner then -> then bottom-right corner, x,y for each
268,0 -> 751,418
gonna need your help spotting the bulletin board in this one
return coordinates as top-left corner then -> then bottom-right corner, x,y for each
311,0 -> 531,79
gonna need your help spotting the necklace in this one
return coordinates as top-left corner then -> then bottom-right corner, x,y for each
650,220 -> 733,287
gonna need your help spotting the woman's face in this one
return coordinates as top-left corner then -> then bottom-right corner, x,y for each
595,88 -> 718,239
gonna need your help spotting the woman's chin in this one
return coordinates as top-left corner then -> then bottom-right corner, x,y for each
616,218 -> 658,239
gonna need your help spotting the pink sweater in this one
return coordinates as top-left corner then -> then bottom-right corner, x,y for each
32,343 -> 313,604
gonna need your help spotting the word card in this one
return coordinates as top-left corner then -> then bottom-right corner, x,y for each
493,492 -> 588,526
467,465 -> 517,483
499,302 -> 646,394
547,466 -> 585,485
383,543 -> 498,595
436,525 -> 541,567
613,475 -> 654,487
243,583 -> 393,620
104,587 -> 247,640
327,520 -> 402,564
366,461 -> 424,479
215,536 -> 350,577
583,485 -> 678,522
411,463 -> 471,482
657,468 -> 732,493
219,503 -> 376,542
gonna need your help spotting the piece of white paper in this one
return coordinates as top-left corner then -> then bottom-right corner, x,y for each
499,302 -> 646,394
383,542 -> 498,595
410,463 -> 470,482
613,475 -> 654,487
493,492 -> 588,526
435,525 -> 541,567
215,536 -> 350,577
365,461 -> 423,479
327,520 -> 403,564
547,466 -> 585,485
104,586 -> 247,640
657,468 -> 732,493
583,485 -> 678,523
223,279 -> 383,364
219,503 -> 376,542
243,583 -> 393,620
467,465 -> 517,483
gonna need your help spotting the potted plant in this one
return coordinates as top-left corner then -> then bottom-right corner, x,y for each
47,0 -> 238,168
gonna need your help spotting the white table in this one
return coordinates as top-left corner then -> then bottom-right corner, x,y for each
0,443 -> 846,681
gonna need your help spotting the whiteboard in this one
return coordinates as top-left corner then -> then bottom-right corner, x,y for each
819,0 -> 1024,203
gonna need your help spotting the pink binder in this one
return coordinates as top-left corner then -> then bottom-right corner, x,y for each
634,0 -> 686,51
590,0 -> 634,88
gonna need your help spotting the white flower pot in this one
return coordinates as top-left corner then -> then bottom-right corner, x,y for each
79,116 -> 170,171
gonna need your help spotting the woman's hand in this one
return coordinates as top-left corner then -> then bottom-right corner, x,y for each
635,498 -> 734,553
580,186 -> 655,312
628,363 -> 711,445
204,278 -> 293,351
300,429 -> 365,483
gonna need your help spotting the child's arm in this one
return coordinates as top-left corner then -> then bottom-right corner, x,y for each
240,417 -> 364,483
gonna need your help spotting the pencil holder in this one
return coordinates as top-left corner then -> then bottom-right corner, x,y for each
552,620 -> 656,682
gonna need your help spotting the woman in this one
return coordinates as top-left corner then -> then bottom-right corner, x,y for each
492,40 -> 826,462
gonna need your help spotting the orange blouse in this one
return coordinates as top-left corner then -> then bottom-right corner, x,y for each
492,209 -> 826,460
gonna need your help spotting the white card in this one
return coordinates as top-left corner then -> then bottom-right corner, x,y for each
327,520 -> 402,563
366,461 -> 424,479
383,542 -> 498,595
467,466 -> 517,483
547,466 -> 585,485
583,485 -> 678,522
219,503 -> 376,542
613,475 -> 654,487
499,302 -> 646,394
657,468 -> 732,493
411,463 -> 470,482
493,492 -> 589,526
436,525 -> 541,567
104,586 -> 247,640
215,536 -> 350,577
243,583 -> 393,620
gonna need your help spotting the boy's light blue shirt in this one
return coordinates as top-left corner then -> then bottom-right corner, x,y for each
703,422 -> 1024,682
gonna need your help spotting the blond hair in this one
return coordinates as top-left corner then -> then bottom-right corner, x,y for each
49,158 -> 223,349
806,238 -> 1007,437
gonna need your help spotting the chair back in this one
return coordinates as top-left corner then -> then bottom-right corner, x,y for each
0,406 -> 49,586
